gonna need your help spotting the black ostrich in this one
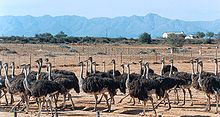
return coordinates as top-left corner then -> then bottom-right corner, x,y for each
197,60 -> 220,113
86,57 -> 126,104
125,63 -> 161,116
2,63 -> 29,112
23,63 -> 66,117
192,58 -> 216,91
154,59 -> 186,110
46,62 -> 80,110
118,63 -> 143,105
169,59 -> 193,106
79,61 -> 117,112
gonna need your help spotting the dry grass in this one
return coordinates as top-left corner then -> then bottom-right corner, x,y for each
0,43 -> 220,117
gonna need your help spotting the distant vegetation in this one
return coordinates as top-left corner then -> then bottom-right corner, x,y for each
1,31 -> 220,47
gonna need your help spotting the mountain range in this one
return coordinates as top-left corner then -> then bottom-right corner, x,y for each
0,13 -> 220,38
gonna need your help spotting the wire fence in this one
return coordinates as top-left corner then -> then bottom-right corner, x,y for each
0,43 -> 219,69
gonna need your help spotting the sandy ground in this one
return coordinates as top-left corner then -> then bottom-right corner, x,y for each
0,43 -> 220,117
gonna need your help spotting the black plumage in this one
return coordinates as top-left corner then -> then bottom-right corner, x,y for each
197,60 -> 220,113
79,61 -> 116,112
125,64 -> 159,116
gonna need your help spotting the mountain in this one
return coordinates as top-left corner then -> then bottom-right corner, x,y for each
0,13 -> 220,38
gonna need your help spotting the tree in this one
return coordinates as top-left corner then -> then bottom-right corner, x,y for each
138,32 -> 151,44
35,32 -> 53,42
55,31 -> 67,38
206,32 -> 214,39
196,32 -> 205,38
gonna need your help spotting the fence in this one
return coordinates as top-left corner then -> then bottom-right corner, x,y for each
0,43 -> 219,69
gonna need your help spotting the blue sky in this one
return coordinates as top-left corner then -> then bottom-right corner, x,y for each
0,0 -> 220,21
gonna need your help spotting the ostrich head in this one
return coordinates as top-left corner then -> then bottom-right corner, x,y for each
11,62 -> 15,67
45,58 -> 49,63
88,57 -> 93,62
161,57 -> 165,64
35,58 -> 43,65
79,61 -> 84,65
198,60 -> 203,72
213,58 -> 218,64
169,59 -> 174,64
138,60 -> 142,64
3,63 -> 8,71
120,64 -> 124,68
195,58 -> 199,62
110,59 -> 116,64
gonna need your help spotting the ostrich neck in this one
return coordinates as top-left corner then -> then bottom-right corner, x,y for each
145,65 -> 149,79
36,62 -> 41,80
169,62 -> 173,77
94,63 -> 96,74
191,62 -> 195,75
113,63 -> 115,78
196,61 -> 199,74
3,66 -> 11,88
90,60 -> 93,74
126,66 -> 130,89
160,62 -> 164,76
79,63 -> 84,90
85,61 -> 88,76
141,66 -> 146,78
23,69 -> 31,93
48,65 -> 52,81
215,62 -> 218,75
11,64 -> 15,79
103,62 -> 105,72
121,67 -> 124,74
198,64 -> 203,88
27,66 -> 30,75
191,62 -> 195,81
139,63 -> 142,75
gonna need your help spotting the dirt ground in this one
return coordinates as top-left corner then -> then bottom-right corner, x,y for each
0,43 -> 220,117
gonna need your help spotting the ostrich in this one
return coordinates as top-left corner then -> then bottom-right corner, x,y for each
197,60 -> 220,113
23,63 -> 66,117
79,61 -> 118,112
154,59 -> 186,110
192,58 -> 217,91
46,62 -> 80,110
169,59 -> 193,106
2,63 -> 29,112
125,63 -> 161,116
86,59 -> 126,104
118,63 -> 143,105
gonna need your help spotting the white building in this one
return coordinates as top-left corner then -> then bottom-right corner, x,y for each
162,31 -> 185,38
185,34 -> 198,39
